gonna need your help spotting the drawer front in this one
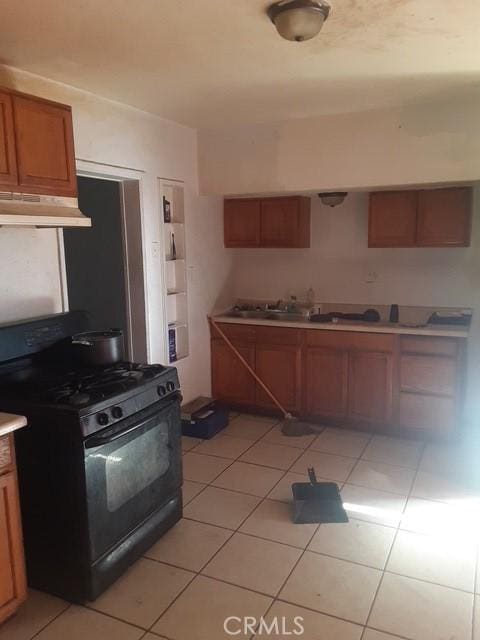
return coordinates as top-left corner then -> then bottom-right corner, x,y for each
306,329 -> 394,353
400,355 -> 457,396
398,393 -> 456,433
255,326 -> 301,346
211,322 -> 256,343
401,336 -> 458,357
0,436 -> 12,472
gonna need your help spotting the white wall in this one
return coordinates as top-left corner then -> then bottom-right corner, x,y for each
174,193 -> 234,400
232,192 -> 480,309
0,65 -> 233,402
198,96 -> 480,426
0,228 -> 64,322
230,191 -> 480,426
198,95 -> 480,196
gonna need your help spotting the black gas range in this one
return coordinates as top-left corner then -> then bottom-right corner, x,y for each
0,312 -> 183,603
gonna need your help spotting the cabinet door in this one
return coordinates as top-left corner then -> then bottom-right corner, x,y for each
224,199 -> 260,247
0,91 -> 18,188
348,351 -> 393,426
400,355 -> 456,396
398,393 -> 456,435
211,339 -> 255,405
255,344 -> 301,412
0,472 -> 27,624
13,95 -> 77,197
417,187 -> 472,247
260,197 -> 302,247
369,191 -> 417,247
305,348 -> 348,418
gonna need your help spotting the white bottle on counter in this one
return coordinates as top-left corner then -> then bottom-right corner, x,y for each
306,287 -> 315,306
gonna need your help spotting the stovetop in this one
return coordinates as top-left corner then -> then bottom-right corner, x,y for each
0,361 -> 174,410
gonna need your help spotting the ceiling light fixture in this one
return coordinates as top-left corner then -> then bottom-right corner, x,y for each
318,192 -> 348,207
267,0 -> 331,42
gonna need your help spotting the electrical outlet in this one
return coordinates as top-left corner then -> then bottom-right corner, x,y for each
366,271 -> 378,283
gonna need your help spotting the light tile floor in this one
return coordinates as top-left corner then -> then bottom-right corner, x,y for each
2,414 -> 480,640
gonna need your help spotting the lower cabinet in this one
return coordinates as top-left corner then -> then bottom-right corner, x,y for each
255,344 -> 301,412
397,336 -> 462,435
348,351 -> 393,426
305,348 -> 393,426
305,348 -> 348,419
0,437 -> 27,625
211,339 -> 256,405
398,393 -> 455,434
210,322 -> 466,437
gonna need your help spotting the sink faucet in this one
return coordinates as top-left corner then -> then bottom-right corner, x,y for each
286,295 -> 297,313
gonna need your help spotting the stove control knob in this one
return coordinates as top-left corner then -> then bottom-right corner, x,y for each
112,406 -> 123,420
97,412 -> 109,426
166,381 -> 175,392
157,385 -> 167,397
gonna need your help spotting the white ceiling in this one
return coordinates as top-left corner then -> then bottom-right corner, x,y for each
1,0 -> 479,128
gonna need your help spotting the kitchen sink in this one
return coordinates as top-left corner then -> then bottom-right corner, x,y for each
265,310 -> 306,322
227,310 -> 270,319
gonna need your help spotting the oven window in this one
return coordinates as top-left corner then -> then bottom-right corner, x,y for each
105,424 -> 170,512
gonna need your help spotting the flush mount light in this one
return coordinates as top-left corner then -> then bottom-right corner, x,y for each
267,0 -> 331,42
318,192 -> 348,207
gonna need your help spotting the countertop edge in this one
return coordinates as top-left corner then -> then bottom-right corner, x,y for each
0,413 -> 28,438
212,315 -> 469,338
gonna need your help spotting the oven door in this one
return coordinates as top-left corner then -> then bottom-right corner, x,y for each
84,394 -> 182,562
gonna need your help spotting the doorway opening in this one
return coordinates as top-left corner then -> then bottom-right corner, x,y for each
64,176 -> 127,337
62,172 -> 148,362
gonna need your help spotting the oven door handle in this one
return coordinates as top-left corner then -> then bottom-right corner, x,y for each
85,393 -> 181,449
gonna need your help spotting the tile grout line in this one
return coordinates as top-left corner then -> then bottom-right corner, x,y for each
471,537 -> 479,640
360,438 -> 426,639
27,602 -> 72,640
187,439 -> 431,501
30,418 -> 460,640
145,418 -> 298,636
175,419 -> 333,635
32,418 -> 281,640
185,419 -> 477,635
246,512 -> 324,640
181,423 -> 282,506
182,427 -> 479,629
339,430 -> 375,487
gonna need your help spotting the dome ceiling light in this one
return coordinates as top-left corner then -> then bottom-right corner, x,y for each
318,192 -> 348,207
267,0 -> 331,42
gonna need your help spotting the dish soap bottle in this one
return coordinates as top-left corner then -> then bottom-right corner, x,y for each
306,287 -> 315,307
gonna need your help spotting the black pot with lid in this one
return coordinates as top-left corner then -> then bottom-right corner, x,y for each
71,329 -> 125,367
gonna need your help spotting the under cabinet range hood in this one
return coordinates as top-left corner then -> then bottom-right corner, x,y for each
0,192 -> 91,228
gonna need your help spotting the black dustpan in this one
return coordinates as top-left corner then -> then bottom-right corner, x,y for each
292,467 -> 349,524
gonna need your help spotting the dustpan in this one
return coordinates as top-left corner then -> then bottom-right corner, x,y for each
292,468 -> 349,524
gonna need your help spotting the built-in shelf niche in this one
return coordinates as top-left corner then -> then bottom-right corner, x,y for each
160,180 -> 189,363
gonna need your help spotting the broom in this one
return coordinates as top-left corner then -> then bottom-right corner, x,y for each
208,316 -> 316,436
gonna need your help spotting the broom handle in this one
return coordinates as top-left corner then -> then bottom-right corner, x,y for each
208,316 -> 289,419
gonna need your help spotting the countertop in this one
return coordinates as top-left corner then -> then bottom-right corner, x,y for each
0,412 -> 27,437
213,315 -> 469,338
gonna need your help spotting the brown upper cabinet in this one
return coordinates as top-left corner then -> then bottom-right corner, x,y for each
224,196 -> 310,248
0,87 -> 77,197
0,92 -> 18,187
224,198 -> 261,247
416,188 -> 472,247
369,187 -> 472,248
369,191 -> 417,248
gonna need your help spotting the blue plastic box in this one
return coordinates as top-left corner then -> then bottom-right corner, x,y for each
181,397 -> 229,440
